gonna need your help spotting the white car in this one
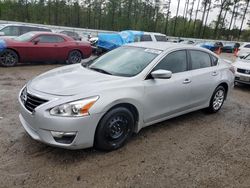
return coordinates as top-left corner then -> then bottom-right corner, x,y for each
234,54 -> 250,85
237,43 -> 250,58
0,24 -> 51,39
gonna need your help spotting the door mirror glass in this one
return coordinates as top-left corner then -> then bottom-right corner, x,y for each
151,69 -> 172,79
0,32 -> 5,36
33,38 -> 40,45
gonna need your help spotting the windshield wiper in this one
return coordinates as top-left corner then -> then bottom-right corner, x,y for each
88,67 -> 113,75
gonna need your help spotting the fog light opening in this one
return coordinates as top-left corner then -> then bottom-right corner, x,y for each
51,131 -> 76,144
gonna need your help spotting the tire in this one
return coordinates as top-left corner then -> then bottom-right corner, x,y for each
0,49 -> 19,67
207,86 -> 226,113
95,107 -> 135,151
67,50 -> 82,64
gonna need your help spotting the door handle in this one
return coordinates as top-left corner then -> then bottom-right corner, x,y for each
183,78 -> 191,84
212,71 -> 218,76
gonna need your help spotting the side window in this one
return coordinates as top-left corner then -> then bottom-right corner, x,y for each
155,35 -> 167,42
35,35 -> 65,43
189,50 -> 211,70
141,34 -> 152,41
244,44 -> 250,48
210,55 -> 218,66
153,50 -> 188,73
20,26 -> 32,34
1,26 -> 20,36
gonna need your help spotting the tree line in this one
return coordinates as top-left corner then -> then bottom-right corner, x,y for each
0,0 -> 249,41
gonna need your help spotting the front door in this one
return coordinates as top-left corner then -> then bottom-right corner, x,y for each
143,50 -> 192,124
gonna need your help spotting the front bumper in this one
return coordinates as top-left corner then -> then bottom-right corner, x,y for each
235,72 -> 250,85
18,92 -> 104,150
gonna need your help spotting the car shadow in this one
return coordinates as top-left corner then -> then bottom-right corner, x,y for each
19,109 -> 206,164
234,83 -> 250,91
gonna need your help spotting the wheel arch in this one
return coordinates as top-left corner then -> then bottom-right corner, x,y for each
217,82 -> 229,99
6,48 -> 20,62
96,102 -> 141,133
69,49 -> 84,58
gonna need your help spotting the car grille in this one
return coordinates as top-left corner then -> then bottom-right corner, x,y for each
237,68 -> 250,75
21,89 -> 48,113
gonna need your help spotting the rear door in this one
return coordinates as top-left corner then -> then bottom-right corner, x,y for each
26,35 -> 65,62
187,50 -> 220,107
143,50 -> 192,124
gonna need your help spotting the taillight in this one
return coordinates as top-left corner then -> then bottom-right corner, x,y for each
229,66 -> 235,74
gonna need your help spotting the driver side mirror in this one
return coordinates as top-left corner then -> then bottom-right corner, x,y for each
33,38 -> 40,45
151,69 -> 172,79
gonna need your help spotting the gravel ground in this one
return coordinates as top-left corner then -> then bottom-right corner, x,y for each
0,54 -> 249,188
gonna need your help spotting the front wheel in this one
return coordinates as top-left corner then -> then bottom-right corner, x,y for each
94,107 -> 135,151
207,86 -> 226,113
0,49 -> 19,67
67,50 -> 82,64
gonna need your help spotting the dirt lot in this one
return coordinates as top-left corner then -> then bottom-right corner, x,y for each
0,54 -> 250,188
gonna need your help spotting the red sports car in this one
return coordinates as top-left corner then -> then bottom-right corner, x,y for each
0,32 -> 92,66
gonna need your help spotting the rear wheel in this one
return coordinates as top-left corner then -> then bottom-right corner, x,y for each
0,49 -> 18,67
95,107 -> 135,151
67,50 -> 82,64
207,86 -> 226,113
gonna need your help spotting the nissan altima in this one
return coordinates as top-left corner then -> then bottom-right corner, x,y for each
19,42 -> 234,151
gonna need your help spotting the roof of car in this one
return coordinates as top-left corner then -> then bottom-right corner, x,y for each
126,42 -> 217,57
126,42 -> 190,51
0,23 -> 50,29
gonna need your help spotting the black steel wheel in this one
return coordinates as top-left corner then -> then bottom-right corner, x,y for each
67,50 -> 82,64
95,107 -> 135,151
0,49 -> 18,67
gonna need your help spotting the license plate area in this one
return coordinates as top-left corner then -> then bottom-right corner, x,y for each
240,76 -> 250,82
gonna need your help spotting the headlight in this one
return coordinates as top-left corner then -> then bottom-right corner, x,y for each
50,96 -> 99,117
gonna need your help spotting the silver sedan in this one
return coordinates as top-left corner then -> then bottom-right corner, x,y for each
19,42 -> 235,151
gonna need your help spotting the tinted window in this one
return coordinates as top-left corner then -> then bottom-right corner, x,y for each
244,44 -> 250,48
141,35 -> 152,41
0,26 -> 20,36
155,35 -> 167,42
61,31 -> 79,37
153,50 -> 187,73
210,55 -> 218,66
35,35 -> 64,43
190,50 -> 211,70
20,26 -> 32,34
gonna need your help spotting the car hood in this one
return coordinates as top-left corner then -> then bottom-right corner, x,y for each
29,64 -> 125,96
234,60 -> 250,69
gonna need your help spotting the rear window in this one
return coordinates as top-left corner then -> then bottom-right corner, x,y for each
141,35 -> 152,41
155,35 -> 167,42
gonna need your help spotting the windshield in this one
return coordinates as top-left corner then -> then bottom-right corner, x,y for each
14,32 -> 36,42
88,46 -> 161,77
0,24 -> 6,30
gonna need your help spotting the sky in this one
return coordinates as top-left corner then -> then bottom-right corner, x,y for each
167,0 -> 249,29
